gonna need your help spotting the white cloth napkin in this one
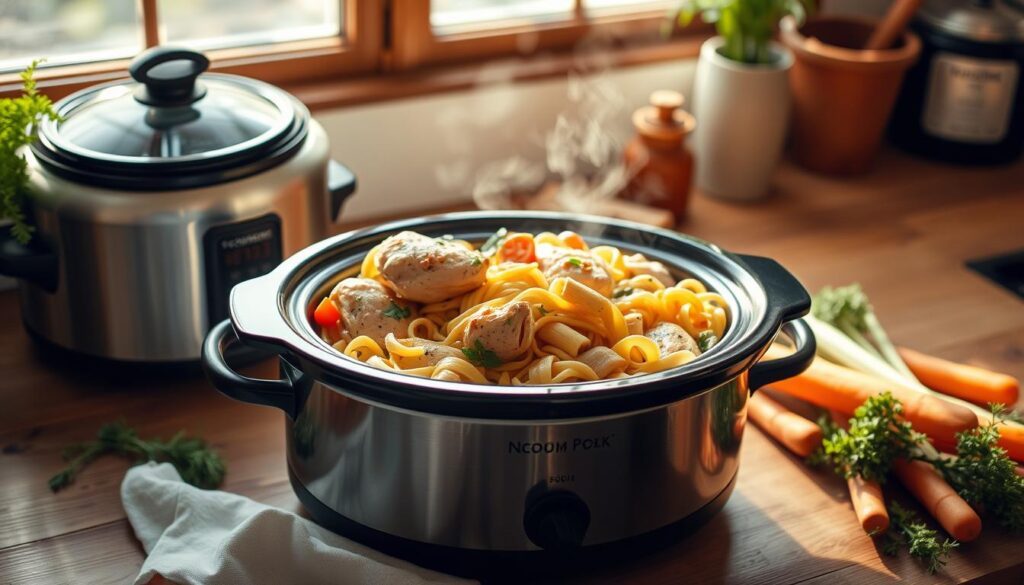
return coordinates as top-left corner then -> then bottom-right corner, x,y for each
121,462 -> 476,585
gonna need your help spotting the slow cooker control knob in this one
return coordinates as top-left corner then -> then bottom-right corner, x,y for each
523,490 -> 591,550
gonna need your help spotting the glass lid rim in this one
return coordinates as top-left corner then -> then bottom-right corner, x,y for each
40,73 -> 299,165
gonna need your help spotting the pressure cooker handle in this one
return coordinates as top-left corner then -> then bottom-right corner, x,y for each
748,319 -> 816,391
328,160 -> 357,222
202,319 -> 295,416
0,230 -> 58,292
130,46 -> 209,107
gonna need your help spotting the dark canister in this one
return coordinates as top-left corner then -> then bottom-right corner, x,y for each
889,0 -> 1024,164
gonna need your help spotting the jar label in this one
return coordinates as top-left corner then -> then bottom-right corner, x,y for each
922,52 -> 1019,144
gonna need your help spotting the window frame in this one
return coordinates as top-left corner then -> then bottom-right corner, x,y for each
0,0 -> 695,104
0,0 -> 382,101
388,0 -> 677,71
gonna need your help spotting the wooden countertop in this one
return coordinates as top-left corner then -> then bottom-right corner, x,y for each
2,148 -> 1023,584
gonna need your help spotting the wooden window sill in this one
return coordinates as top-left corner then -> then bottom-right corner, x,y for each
287,36 -> 705,112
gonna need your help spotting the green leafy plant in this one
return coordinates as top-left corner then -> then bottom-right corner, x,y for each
677,0 -> 811,64
1,60 -> 60,244
49,421 -> 225,492
882,502 -> 958,574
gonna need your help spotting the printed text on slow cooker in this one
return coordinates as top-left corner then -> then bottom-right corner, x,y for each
508,434 -> 614,455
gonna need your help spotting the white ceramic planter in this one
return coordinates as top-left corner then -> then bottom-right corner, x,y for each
692,37 -> 793,202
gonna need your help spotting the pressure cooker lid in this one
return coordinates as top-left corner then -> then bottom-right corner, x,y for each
919,0 -> 1024,44
33,47 -> 308,190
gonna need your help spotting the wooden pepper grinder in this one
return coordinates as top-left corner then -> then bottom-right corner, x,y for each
620,90 -> 696,222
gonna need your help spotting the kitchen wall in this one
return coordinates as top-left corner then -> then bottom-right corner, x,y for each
317,59 -> 697,222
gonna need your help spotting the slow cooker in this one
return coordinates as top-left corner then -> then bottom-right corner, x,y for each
201,212 -> 815,575
0,46 -> 356,363
890,0 -> 1024,164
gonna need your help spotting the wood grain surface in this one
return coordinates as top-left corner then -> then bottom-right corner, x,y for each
1,148 -> 1022,584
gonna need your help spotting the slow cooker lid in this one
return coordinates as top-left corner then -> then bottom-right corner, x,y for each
919,0 -> 1024,44
32,46 -> 308,190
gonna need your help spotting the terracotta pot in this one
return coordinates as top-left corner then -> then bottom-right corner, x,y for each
781,15 -> 921,174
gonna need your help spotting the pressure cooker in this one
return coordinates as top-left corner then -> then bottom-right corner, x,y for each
0,47 -> 356,363
202,212 -> 816,575
890,0 -> 1024,164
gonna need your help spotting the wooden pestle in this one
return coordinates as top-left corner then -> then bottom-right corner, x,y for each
864,0 -> 923,50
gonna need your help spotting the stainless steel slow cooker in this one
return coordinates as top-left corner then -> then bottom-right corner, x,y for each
201,212 -> 815,575
0,47 -> 356,363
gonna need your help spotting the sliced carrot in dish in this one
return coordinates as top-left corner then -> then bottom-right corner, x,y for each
498,233 -> 536,263
313,297 -> 341,327
558,231 -> 588,250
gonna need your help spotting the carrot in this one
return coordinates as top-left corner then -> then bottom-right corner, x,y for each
847,475 -> 890,535
898,347 -> 1019,407
558,231 -> 588,250
747,393 -> 823,457
993,420 -> 1024,463
892,459 -> 982,542
313,297 -> 340,327
764,346 -> 977,444
498,233 -> 536,263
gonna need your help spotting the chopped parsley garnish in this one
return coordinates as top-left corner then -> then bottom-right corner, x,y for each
461,339 -> 502,368
612,287 -> 634,299
480,228 -> 508,256
471,255 -> 483,266
698,331 -> 718,352
566,257 -> 583,268
537,305 -> 549,316
382,302 -> 411,320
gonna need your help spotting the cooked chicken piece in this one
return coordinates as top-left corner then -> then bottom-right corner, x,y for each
393,338 -> 464,369
645,321 -> 701,358
330,277 -> 415,346
623,253 -> 675,287
375,231 -> 487,303
462,301 -> 534,363
536,245 -> 614,297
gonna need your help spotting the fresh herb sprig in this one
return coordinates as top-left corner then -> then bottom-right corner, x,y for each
698,331 -> 718,352
1,60 -> 61,244
461,339 -> 502,368
382,301 -> 411,320
934,405 -> 1024,532
49,421 -> 225,492
882,502 -> 958,574
813,394 -> 1024,571
814,393 -> 928,483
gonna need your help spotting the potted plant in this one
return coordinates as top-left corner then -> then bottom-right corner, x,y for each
1,61 -> 59,245
680,0 -> 810,201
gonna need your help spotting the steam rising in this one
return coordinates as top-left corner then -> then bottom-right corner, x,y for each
445,29 -> 643,213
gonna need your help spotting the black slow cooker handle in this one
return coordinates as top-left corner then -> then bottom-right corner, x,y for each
0,231 -> 58,292
202,319 -> 295,416
748,319 -> 816,391
328,160 -> 357,222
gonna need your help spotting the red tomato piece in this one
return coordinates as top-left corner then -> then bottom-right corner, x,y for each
313,297 -> 341,327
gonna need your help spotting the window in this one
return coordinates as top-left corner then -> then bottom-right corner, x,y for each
1,1 -> 688,101
0,0 -> 380,97
391,0 -> 678,70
